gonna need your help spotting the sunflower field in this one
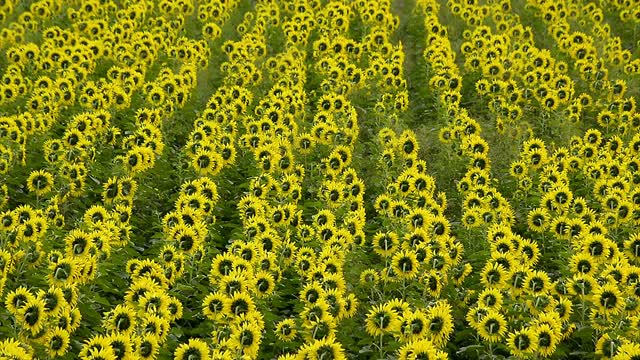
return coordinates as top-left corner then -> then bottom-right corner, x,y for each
0,0 -> 639,358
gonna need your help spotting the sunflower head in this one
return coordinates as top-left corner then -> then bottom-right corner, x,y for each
507,328 -> 538,358
365,303 -> 400,337
174,339 -> 210,360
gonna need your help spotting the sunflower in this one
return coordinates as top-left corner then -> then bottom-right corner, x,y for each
296,133 -> 316,155
406,206 -> 429,229
5,286 -> 35,317
39,287 -> 65,315
0,210 -> 17,232
586,220 -> 608,237
82,345 -> 117,360
391,249 -> 420,280
476,309 -> 507,343
136,334 -> 159,359
509,160 -> 528,178
397,310 -> 429,342
365,303 -> 400,337
549,216 -> 573,241
202,22 -> 221,40
554,296 -> 573,324
390,199 -> 412,220
542,93 -> 560,111
625,233 -> 640,262
373,231 -> 399,257
323,181 -> 344,208
295,251 -> 317,277
21,240 -> 44,269
227,291 -> 256,318
374,193 -> 392,213
301,297 -> 332,326
114,182 -> 135,207
275,318 -> 297,342
48,258 -> 79,287
45,327 -> 70,357
507,327 -> 538,358
64,228 -> 93,258
528,294 -> 556,316
595,333 -> 622,358
525,270 -> 552,295
142,313 -> 171,343
145,85 -> 165,106
209,253 -> 238,282
174,338 -> 210,360
518,177 -> 533,191
568,253 -> 596,278
26,169 -> 54,196
173,224 -> 203,254
582,234 -> 612,263
461,208 -> 482,228
438,127 -> 454,144
18,297 -> 46,334
101,177 -> 119,204
593,283 -> 624,316
65,305 -> 82,333
502,236 -> 528,264
105,304 -> 136,334
140,290 -> 171,316
0,249 -> 12,276
398,130 -> 419,157
167,296 -> 183,322
425,301 -> 454,348
397,338 -> 447,360
107,333 -> 133,360
303,314 -> 337,342
300,279 -> 328,304
533,323 -> 560,357
453,263 -> 473,286
526,148 -> 547,170
617,201 -> 633,225
84,205 -> 110,227
422,270 -> 443,298
200,291 -> 228,322
228,321 -> 262,357
564,217 -> 585,239
358,269 -> 381,289
125,277 -> 161,307
342,293 -> 358,319
52,306 -> 73,332
252,270 -> 275,298
307,337 -> 347,360
568,273 -> 596,299
321,288 -> 346,319
477,288 -> 503,310
550,186 -> 573,211
480,262 -> 507,289
613,341 -> 640,360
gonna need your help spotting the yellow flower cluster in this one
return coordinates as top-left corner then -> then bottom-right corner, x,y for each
419,0 -> 640,356
0,0 -> 236,358
1,0 -> 640,357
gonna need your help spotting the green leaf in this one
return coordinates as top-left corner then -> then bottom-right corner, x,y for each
456,344 -> 484,355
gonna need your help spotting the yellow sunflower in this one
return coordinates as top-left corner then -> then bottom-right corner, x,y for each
26,169 -> 54,196
365,303 -> 400,337
174,339 -> 210,360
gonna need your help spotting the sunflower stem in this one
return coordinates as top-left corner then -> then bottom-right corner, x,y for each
402,277 -> 407,301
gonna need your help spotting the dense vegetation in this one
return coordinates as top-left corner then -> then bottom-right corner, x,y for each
0,0 -> 639,358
